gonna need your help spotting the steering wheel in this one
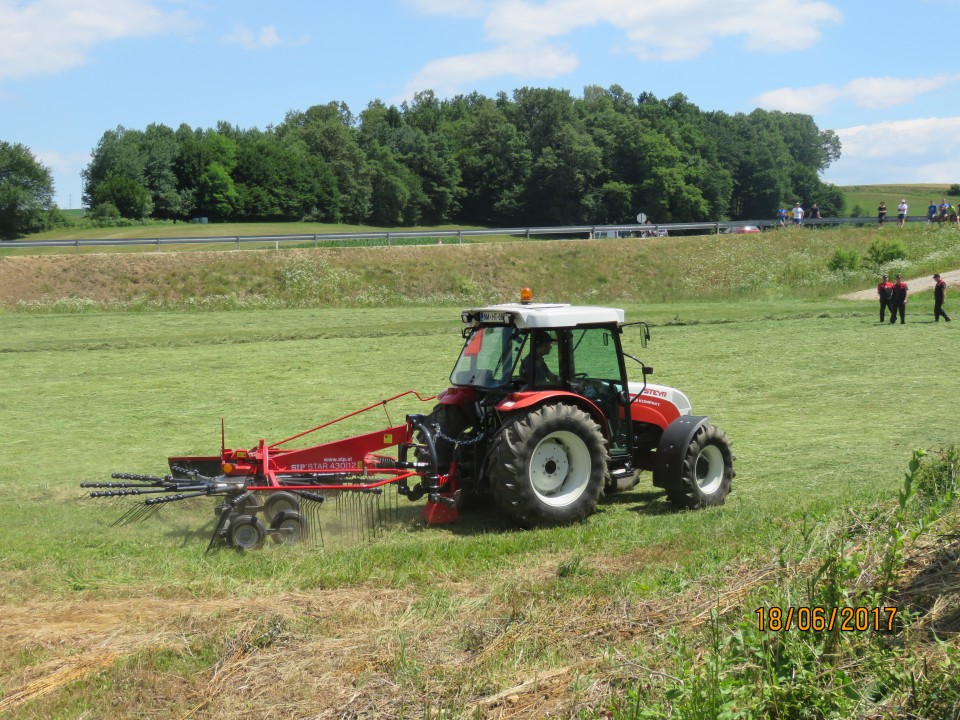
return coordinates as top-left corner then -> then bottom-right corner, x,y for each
572,374 -> 605,401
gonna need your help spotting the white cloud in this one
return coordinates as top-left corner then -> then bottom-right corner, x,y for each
0,0 -> 198,80
405,42 -> 578,99
836,117 -> 960,159
221,24 -> 311,50
755,74 -> 960,114
404,0 -> 842,96
824,117 -> 960,184
404,0 -> 491,17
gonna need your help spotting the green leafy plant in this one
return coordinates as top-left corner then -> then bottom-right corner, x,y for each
827,247 -> 860,272
867,237 -> 907,268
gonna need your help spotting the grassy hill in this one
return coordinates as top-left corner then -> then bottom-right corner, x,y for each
839,183 -> 958,216
3,223 -> 960,312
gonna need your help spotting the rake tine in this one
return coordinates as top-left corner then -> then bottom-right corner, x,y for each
113,502 -> 154,527
110,503 -> 144,527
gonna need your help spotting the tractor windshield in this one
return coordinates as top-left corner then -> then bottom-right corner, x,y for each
450,326 -> 524,389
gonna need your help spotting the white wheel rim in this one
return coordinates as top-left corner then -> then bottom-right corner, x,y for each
695,444 -> 725,495
529,430 -> 591,507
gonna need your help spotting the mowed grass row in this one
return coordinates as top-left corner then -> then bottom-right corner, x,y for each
1,302 -> 957,598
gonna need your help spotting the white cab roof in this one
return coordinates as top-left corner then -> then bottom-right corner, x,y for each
463,303 -> 625,329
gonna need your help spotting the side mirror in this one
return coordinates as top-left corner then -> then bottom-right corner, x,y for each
643,366 -> 654,375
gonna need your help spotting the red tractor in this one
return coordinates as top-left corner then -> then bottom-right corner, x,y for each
86,295 -> 734,547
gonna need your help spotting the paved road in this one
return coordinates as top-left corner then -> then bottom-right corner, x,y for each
841,269 -> 960,301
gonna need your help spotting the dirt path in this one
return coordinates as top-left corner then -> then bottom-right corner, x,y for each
840,269 -> 960,301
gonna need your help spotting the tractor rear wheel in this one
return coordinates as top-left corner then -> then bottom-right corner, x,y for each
489,404 -> 607,527
664,424 -> 734,509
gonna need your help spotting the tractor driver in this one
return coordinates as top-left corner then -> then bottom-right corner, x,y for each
520,331 -> 559,386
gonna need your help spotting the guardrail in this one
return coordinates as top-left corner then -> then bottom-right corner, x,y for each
0,216 -> 925,251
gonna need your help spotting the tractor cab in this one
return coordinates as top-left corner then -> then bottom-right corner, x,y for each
452,301 -> 634,455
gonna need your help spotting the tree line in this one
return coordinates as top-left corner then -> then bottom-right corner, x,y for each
2,85 -> 846,238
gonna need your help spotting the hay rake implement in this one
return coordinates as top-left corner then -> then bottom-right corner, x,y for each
83,296 -> 736,549
82,391 -> 449,551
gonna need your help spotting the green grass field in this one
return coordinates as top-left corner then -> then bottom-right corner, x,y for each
1,293 -> 959,717
839,183 -> 958,217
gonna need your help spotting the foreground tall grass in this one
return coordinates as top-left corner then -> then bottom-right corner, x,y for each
1,299 -> 959,717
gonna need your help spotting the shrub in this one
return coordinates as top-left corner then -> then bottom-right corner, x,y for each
947,184 -> 960,196
850,204 -> 864,217
867,238 -> 907,267
827,247 -> 860,272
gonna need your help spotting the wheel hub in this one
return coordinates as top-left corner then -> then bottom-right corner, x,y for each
531,439 -> 570,494
695,445 -> 725,495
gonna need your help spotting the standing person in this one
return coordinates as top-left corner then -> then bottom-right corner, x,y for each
777,207 -> 787,227
933,273 -> 951,322
809,203 -> 822,220
877,201 -> 887,228
792,202 -> 804,225
897,199 -> 908,228
890,274 -> 909,324
928,200 -> 938,224
877,274 -> 894,322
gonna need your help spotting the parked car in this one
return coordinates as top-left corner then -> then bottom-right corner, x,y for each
725,225 -> 761,234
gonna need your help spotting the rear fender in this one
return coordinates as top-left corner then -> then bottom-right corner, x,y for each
437,386 -> 477,410
652,415 -> 709,488
496,391 -> 609,439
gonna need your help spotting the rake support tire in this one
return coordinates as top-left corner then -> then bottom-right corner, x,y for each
270,510 -> 307,545
490,403 -> 607,528
661,423 -> 734,510
229,515 -> 266,550
263,492 -> 300,524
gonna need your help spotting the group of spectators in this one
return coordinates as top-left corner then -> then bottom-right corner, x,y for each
776,202 -> 822,226
925,198 -> 960,226
776,197 -> 960,229
876,200 -> 909,228
877,273 -> 951,324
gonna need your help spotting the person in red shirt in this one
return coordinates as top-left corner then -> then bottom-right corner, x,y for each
876,274 -> 894,322
933,273 -> 951,322
889,274 -> 908,324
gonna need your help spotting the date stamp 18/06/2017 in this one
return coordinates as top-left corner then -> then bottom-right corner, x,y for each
755,606 -> 898,632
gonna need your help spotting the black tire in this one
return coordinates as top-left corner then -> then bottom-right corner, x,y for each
270,510 -> 307,545
664,424 -> 734,509
489,404 -> 607,527
229,515 -> 266,550
263,492 -> 300,524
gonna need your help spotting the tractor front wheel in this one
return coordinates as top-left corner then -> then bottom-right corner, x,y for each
665,424 -> 734,509
490,404 -> 607,527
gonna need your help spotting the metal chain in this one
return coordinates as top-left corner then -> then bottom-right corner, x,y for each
435,429 -> 486,447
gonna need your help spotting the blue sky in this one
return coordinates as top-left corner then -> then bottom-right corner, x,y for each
2,0 -> 959,209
